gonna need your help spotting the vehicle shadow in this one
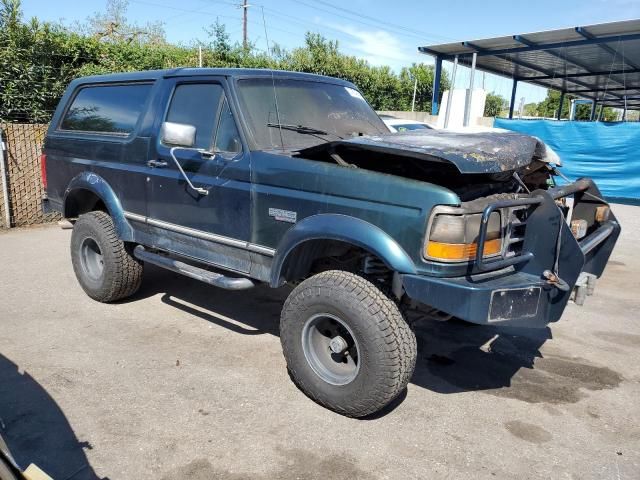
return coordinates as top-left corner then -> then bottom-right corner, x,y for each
0,354 -> 103,480
134,266 -> 552,407
410,319 -> 551,394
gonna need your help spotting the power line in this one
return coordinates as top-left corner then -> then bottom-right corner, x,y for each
311,0 -> 455,42
259,8 -> 422,63
289,0 -> 452,44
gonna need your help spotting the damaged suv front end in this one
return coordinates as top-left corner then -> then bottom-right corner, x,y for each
297,128 -> 620,327
405,178 -> 619,326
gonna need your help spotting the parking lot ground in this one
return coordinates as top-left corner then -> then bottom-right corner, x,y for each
1,204 -> 639,479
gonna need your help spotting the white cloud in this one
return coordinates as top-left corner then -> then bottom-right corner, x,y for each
319,22 -> 416,69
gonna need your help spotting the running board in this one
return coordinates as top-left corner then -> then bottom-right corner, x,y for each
133,246 -> 255,290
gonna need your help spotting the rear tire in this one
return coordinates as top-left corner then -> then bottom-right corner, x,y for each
71,211 -> 143,302
280,270 -> 416,417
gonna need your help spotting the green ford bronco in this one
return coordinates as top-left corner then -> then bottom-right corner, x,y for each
42,68 -> 619,417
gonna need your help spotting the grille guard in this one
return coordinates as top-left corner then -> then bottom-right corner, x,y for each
475,178 -> 619,282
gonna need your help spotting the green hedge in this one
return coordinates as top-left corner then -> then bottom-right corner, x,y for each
0,1 -> 449,123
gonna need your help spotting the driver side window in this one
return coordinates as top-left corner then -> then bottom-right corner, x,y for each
164,82 -> 242,157
214,97 -> 242,156
165,83 -> 222,150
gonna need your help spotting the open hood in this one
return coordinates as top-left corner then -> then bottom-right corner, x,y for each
297,129 -> 559,174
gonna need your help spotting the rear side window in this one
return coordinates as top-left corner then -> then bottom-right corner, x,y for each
60,83 -> 152,134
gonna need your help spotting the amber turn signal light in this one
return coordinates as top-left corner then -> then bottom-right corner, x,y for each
425,238 -> 502,261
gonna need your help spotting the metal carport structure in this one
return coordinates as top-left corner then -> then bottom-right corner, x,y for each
418,19 -> 640,120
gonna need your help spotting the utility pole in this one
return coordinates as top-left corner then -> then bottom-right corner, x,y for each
242,0 -> 248,50
411,78 -> 417,112
198,45 -> 202,68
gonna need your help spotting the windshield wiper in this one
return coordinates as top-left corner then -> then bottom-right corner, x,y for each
267,123 -> 343,140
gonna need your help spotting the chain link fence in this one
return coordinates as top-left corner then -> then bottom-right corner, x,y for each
0,123 -> 62,229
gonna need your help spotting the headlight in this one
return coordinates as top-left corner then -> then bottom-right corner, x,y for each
425,212 -> 502,262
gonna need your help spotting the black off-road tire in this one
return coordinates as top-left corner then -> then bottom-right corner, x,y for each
71,211 -> 143,302
280,270 -> 417,417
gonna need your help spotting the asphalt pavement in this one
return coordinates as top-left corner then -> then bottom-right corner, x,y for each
0,204 -> 638,479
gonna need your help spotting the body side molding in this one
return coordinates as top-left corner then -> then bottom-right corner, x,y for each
124,211 -> 276,256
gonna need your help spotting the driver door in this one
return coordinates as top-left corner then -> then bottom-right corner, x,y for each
145,77 -> 251,271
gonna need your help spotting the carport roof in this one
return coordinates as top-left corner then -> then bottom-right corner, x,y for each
419,19 -> 640,109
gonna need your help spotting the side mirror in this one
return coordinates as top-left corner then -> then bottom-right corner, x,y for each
160,121 -> 196,148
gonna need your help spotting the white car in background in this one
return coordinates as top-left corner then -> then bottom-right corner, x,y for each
381,115 -> 510,134
382,117 -> 436,132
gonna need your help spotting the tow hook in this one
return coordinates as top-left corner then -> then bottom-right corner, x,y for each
543,269 -> 570,291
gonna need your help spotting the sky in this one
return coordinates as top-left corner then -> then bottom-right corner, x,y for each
20,0 -> 640,105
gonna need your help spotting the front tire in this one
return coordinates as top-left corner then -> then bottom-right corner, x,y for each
70,211 -> 143,302
280,270 -> 417,417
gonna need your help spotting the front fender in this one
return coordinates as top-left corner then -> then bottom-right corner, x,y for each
64,172 -> 134,241
270,214 -> 416,287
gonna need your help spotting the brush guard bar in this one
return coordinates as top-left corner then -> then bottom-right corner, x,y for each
398,177 -> 620,326
475,178 -> 618,275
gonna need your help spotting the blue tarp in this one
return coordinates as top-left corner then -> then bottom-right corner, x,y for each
494,119 -> 640,200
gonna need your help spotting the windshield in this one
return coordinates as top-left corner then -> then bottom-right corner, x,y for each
236,77 -> 389,150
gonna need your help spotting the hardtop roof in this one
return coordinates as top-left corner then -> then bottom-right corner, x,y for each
71,68 -> 356,88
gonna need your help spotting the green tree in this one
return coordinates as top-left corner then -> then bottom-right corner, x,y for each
523,102 -> 539,117
484,92 -> 508,117
536,90 -> 570,119
78,0 -> 165,45
0,0 -> 102,122
535,90 -> 619,121
397,63 -> 450,112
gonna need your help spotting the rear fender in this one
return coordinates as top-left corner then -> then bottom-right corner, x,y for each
64,172 -> 134,241
270,214 -> 416,287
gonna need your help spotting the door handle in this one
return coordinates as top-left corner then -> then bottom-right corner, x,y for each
147,159 -> 168,168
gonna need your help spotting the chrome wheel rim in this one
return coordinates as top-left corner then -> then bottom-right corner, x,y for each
301,313 -> 360,385
80,237 -> 104,281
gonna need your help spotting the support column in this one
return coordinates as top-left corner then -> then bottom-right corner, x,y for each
463,52 -> 477,127
443,55 -> 458,129
508,78 -> 518,119
431,56 -> 442,115
590,100 -> 597,121
557,91 -> 565,120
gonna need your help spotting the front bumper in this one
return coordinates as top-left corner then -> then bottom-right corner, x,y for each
403,178 -> 620,327
403,270 -> 557,327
